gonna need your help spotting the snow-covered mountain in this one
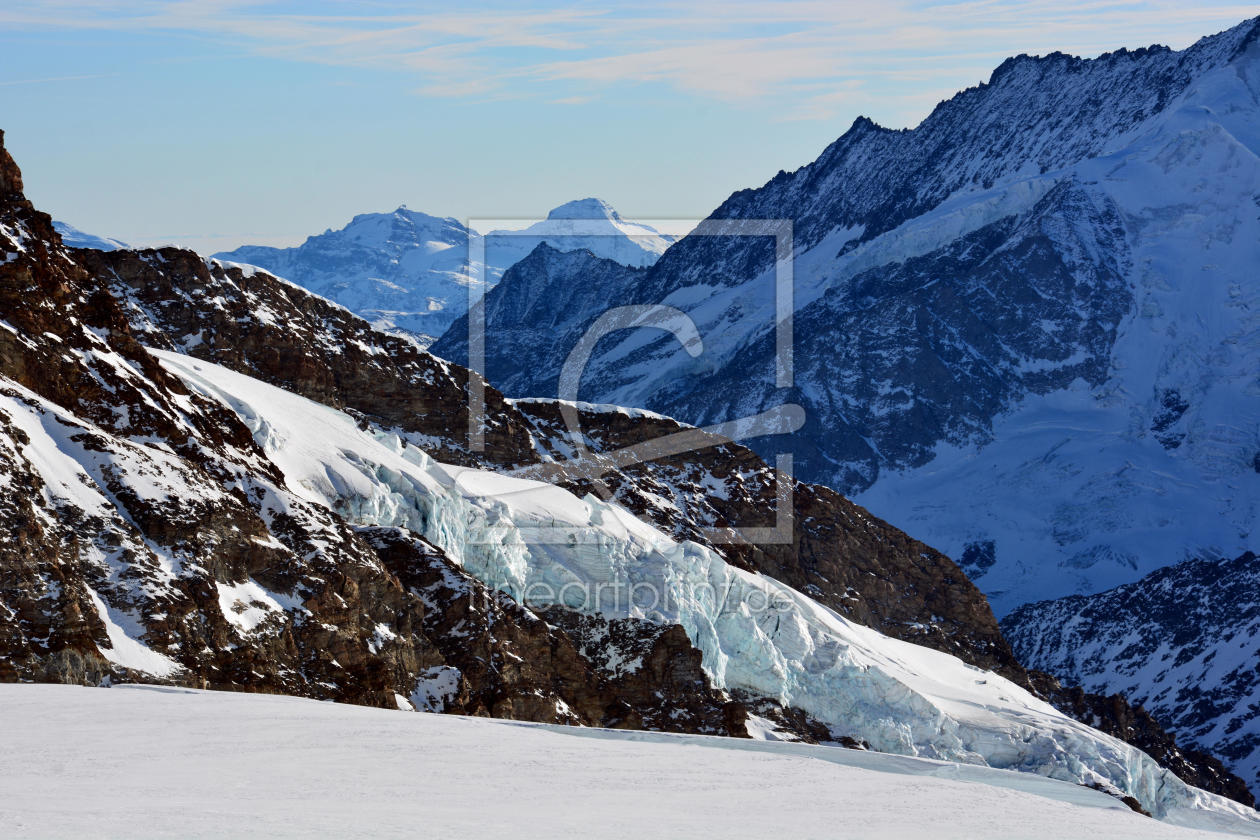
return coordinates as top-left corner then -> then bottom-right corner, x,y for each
213,199 -> 676,345
1002,552 -> 1260,801
488,197 -> 678,268
2,128 -> 1256,825
52,220 -> 127,251
433,18 -> 1260,620
5,684 -> 1250,840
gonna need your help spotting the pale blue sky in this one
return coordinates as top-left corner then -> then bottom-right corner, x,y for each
1,1 -> 1254,252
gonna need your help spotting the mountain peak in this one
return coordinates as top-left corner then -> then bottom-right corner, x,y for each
0,129 -> 27,204
546,197 -> 623,222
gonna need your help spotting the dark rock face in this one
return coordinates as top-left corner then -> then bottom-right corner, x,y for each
1028,670 -> 1256,807
643,181 -> 1131,491
533,604 -> 746,734
357,526 -> 747,732
1150,388 -> 1190,450
441,178 -> 1131,495
1004,553 -> 1260,800
430,243 -> 644,397
0,130 -> 25,202
960,541 -> 997,579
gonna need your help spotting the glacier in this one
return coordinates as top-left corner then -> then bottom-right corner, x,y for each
151,348 -> 1260,830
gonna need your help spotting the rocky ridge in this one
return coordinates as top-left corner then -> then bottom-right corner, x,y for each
0,129 -> 756,733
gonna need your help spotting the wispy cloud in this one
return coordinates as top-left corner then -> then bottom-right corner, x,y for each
1,1 -> 1255,122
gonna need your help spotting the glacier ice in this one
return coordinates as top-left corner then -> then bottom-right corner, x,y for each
153,348 -> 1260,830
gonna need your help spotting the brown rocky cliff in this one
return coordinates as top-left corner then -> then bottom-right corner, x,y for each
0,137 -> 778,742
357,526 -> 749,734
78,246 -> 538,468
0,130 -> 27,205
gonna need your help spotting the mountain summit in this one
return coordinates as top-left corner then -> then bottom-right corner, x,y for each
546,197 -> 623,221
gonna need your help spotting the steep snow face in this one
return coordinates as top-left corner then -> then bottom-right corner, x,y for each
152,349 -> 1260,827
1001,553 -> 1260,801
5,684 -> 1250,840
51,220 -> 127,251
213,200 -> 675,346
854,38 -> 1260,613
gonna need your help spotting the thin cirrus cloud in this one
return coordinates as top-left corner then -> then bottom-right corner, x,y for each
0,1 -> 1256,122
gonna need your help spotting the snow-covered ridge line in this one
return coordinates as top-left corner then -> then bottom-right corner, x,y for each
52,220 -> 127,252
150,348 -> 1260,830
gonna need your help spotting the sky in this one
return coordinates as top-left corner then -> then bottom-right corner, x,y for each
0,1 -> 1255,253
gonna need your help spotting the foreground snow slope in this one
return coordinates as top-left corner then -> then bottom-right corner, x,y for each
0,684 -> 1244,840
150,349 -> 1260,829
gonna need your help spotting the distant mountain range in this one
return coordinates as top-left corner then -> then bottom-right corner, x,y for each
211,197 -> 677,345
52,220 -> 127,251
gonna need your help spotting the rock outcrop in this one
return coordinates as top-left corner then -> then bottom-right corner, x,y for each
1006,553 -> 1260,802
